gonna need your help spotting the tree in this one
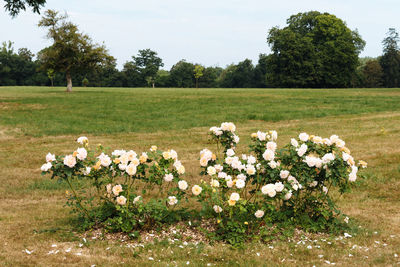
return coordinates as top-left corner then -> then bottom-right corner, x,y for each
362,59 -> 383,88
37,10 -> 114,92
3,0 -> 46,16
169,60 -> 195,87
266,11 -> 365,88
219,59 -> 255,88
379,28 -> 400,87
253,54 -> 269,88
130,49 -> 163,88
194,65 -> 204,88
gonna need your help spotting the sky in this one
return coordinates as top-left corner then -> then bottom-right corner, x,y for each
1,0 -> 399,69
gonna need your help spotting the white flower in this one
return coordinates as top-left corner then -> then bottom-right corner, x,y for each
168,196 -> 178,205
255,210 -> 265,218
268,161 -> 277,169
322,186 -> 328,194
233,135 -> 240,143
349,171 -> 357,182
280,170 -> 290,179
236,179 -> 245,189
270,130 -> 278,141
126,163 -> 137,176
162,151 -> 171,160
226,179 -> 234,188
164,173 -> 174,182
257,131 -> 266,141
266,141 -> 277,151
230,192 -> 240,201
299,133 -> 309,142
41,162 -> 52,171
221,122 -> 236,132
342,152 -> 350,162
225,156 -> 234,165
312,136 -> 323,144
126,150 -> 137,161
178,180 -> 188,190
83,166 -> 91,175
245,155 -> 255,165
98,153 -> 111,167
200,157 -> 209,167
133,195 -> 141,203
291,138 -> 299,147
170,149 -> 178,160
296,144 -> 308,157
207,166 -> 216,176
214,164 -> 223,172
112,149 -> 125,156
344,216 -> 349,224
119,153 -> 129,165
213,205 -> 223,213
246,165 -> 256,175
116,196 -> 127,205
218,172 -> 227,179
274,182 -> 284,192
284,191 -> 292,200
131,157 -> 140,167
261,184 -> 276,197
263,149 -> 275,161
118,164 -> 127,171
192,185 -> 202,196
210,179 -> 220,187
330,135 -> 339,143
226,149 -> 235,157
112,184 -> 123,196
322,153 -> 335,164
64,155 -> 76,168
336,139 -> 345,148
176,164 -> 185,175
304,156 -> 318,167
46,153 -> 56,162
77,136 -> 88,144
309,181 -> 318,187
150,145 -> 157,152
76,147 -> 87,161
237,174 -> 247,181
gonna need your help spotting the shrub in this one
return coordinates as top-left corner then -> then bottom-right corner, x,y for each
41,123 -> 367,245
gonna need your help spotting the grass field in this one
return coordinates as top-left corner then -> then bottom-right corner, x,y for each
0,86 -> 400,266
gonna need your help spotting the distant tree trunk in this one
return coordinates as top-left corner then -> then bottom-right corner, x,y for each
152,82 -> 155,88
196,78 -> 199,88
50,78 -> 54,87
66,71 -> 72,92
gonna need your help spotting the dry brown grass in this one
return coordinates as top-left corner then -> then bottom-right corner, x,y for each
0,111 -> 399,266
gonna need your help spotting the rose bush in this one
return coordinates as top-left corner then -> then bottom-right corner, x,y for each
41,123 -> 367,245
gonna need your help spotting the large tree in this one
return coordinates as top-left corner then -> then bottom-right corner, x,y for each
3,0 -> 46,16
379,28 -> 400,87
37,10 -> 114,92
128,49 -> 164,88
266,11 -> 365,88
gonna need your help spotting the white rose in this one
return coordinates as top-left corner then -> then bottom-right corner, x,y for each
192,185 -> 202,196
126,150 -> 137,161
257,131 -> 266,141
168,196 -> 178,205
41,162 -> 52,172
64,155 -> 76,168
322,186 -> 328,194
299,133 -> 309,142
335,139 -> 345,148
284,191 -> 292,200
210,179 -> 220,187
170,149 -> 178,160
274,182 -> 284,192
133,195 -> 141,203
178,180 -> 188,190
246,164 -> 256,175
126,163 -> 137,176
226,149 -> 235,157
266,141 -> 277,151
200,157 -> 209,167
247,155 -> 256,165
290,138 -> 299,147
118,164 -> 127,171
304,156 -> 317,167
116,196 -> 127,205
280,170 -> 290,179
268,161 -> 277,169
76,147 -> 87,161
262,149 -> 275,161
322,153 -> 335,164
164,173 -> 174,182
297,144 -> 308,157
112,184 -> 123,196
261,184 -> 276,197
83,166 -> 91,175
218,172 -> 227,179
46,153 -> 56,162
225,157 -> 234,165
330,135 -> 339,143
309,181 -> 318,187
77,136 -> 88,144
233,135 -> 240,143
237,174 -> 247,181
254,210 -> 265,218
119,153 -> 129,165
236,179 -> 245,189
226,179 -> 234,188
213,205 -> 223,213
230,192 -> 240,201
270,130 -> 278,141
214,164 -> 223,172
207,166 -> 216,176
106,184 -> 112,194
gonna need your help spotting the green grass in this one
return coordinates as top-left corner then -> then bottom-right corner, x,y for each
1,86 -> 400,266
0,86 -> 399,136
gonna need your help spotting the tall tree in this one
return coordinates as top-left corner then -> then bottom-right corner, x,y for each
169,60 -> 195,88
130,49 -> 163,88
3,0 -> 46,16
362,59 -> 384,88
219,59 -> 255,88
266,11 -> 365,88
379,28 -> 400,87
194,64 -> 204,88
253,54 -> 269,88
37,10 -> 114,92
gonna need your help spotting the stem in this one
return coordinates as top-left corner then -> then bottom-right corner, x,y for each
66,178 -> 92,220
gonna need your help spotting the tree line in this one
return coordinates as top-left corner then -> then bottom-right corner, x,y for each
1,9 -> 400,89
